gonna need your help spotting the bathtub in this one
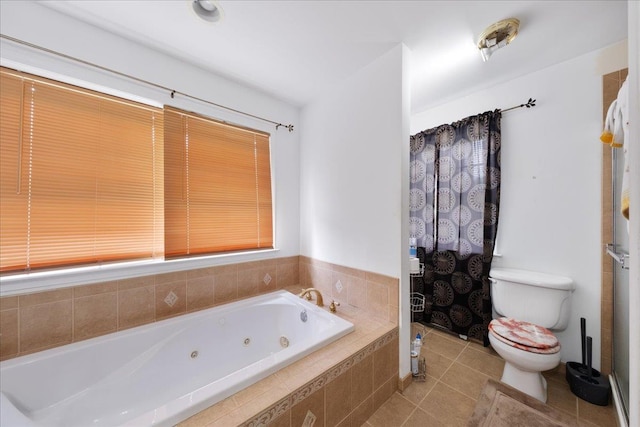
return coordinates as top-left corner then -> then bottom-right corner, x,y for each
0,290 -> 354,427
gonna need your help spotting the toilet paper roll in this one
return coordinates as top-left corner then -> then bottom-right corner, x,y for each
410,257 -> 420,273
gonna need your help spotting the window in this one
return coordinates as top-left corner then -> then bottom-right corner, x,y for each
164,107 -> 273,257
0,67 -> 274,273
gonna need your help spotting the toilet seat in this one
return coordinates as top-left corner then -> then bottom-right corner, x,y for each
489,317 -> 560,354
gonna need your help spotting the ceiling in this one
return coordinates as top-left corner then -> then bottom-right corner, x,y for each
40,1 -> 628,114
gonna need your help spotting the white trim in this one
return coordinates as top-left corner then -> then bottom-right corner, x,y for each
0,58 -> 163,108
610,374 -> 629,427
0,249 -> 280,297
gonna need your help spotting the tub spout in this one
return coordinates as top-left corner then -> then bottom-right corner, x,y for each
298,288 -> 324,307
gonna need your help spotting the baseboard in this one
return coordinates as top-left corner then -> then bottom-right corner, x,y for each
399,372 -> 413,391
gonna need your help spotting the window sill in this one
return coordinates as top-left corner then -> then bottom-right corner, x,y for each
0,249 -> 281,297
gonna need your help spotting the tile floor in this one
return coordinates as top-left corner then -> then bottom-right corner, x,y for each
363,325 -> 619,427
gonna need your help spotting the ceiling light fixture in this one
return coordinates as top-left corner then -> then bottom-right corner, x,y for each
477,18 -> 520,62
192,0 -> 223,23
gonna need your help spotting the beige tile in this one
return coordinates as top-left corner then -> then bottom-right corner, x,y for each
326,368 -> 352,427
424,330 -> 467,360
577,398 -> 617,427
233,373 -> 283,407
308,264 -> 332,296
0,309 -> 19,359
268,408 -> 291,427
351,353 -> 374,408
214,272 -> 238,304
186,267 -> 215,280
291,387 -> 325,427
419,382 -> 476,427
298,262 -> 311,288
440,362 -> 491,400
366,281 -> 388,320
402,407 -> 444,427
0,296 -> 19,311
155,270 -> 187,285
277,255 -> 299,265
367,392 -> 415,427
155,281 -> 187,320
118,275 -> 155,291
543,364 -> 568,386
365,271 -> 397,288
118,286 -> 155,329
74,292 -> 117,341
332,270 -> 363,302
347,274 -> 368,310
20,288 -> 72,307
186,275 -> 214,312
423,347 -> 454,380
373,376 -> 397,410
73,281 -> 117,298
237,268 -> 260,298
20,300 -> 72,353
277,262 -> 298,289
401,374 -> 437,405
177,396 -> 238,426
349,396 -> 375,427
456,346 -> 505,379
373,340 -> 394,390
546,378 -> 578,417
256,266 -> 278,294
213,263 -> 237,275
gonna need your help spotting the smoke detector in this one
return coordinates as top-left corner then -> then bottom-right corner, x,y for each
477,18 -> 520,62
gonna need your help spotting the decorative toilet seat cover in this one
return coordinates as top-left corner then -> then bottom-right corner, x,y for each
489,317 -> 560,354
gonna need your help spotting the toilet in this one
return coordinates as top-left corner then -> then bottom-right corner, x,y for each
488,267 -> 575,402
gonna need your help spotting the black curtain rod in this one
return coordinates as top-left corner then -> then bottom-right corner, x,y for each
0,34 -> 295,132
500,98 -> 536,113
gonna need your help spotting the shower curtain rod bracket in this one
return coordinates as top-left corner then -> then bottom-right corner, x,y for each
501,98 -> 536,113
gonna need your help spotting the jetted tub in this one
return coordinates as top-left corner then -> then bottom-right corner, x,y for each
0,290 -> 354,427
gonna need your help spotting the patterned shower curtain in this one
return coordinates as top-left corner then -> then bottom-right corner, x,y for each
409,110 -> 501,345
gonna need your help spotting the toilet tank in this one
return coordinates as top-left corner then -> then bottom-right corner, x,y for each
490,267 -> 575,330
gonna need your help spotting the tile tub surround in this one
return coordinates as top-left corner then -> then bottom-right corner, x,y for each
299,256 -> 399,325
0,256 -> 398,360
179,303 -> 398,426
0,256 -> 400,425
0,256 -> 300,360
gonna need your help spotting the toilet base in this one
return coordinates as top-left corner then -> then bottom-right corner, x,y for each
501,362 -> 548,402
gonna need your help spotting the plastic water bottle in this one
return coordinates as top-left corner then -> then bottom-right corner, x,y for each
409,238 -> 417,258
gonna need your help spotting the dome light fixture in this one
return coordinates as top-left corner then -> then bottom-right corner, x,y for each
192,0 -> 223,23
477,18 -> 520,62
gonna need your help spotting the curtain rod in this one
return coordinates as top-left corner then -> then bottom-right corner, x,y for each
0,34 -> 295,132
500,98 -> 536,113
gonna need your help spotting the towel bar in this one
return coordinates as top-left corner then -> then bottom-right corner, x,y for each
605,243 -> 629,269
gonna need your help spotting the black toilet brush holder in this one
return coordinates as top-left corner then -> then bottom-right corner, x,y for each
566,319 -> 610,406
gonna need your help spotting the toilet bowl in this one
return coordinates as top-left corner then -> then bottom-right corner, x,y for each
489,268 -> 575,402
488,317 -> 561,402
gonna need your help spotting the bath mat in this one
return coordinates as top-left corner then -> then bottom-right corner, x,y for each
467,378 -> 578,427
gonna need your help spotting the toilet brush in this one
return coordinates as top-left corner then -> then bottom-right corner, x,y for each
566,332 -> 610,406
581,317 -> 586,370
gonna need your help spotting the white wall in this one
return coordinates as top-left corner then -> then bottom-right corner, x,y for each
0,1 -> 300,293
300,45 -> 407,277
300,44 -> 411,375
411,41 -> 628,368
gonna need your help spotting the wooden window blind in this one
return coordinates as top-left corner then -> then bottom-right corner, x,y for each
0,67 -> 164,272
164,106 -> 273,257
